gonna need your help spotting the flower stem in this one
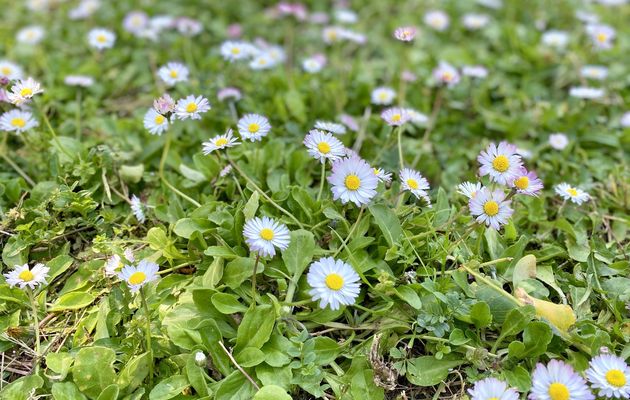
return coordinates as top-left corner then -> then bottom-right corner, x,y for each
27,289 -> 41,372
36,101 -> 76,161
397,125 -> 405,170
75,90 -> 82,139
0,151 -> 35,187
333,206 -> 365,258
251,253 -> 261,304
139,288 -> 154,386
159,130 -> 201,207
316,162 -> 326,202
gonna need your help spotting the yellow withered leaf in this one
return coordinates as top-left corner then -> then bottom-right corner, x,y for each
515,288 -> 576,333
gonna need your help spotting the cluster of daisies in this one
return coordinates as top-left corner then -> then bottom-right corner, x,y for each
142,92 -> 210,135
220,39 -> 287,71
469,356 -> 630,400
0,70 -> 43,135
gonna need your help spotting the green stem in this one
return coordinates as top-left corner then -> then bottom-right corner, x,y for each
251,253 -> 260,305
36,101 -> 76,160
159,130 -> 202,207
397,125 -> 405,170
75,90 -> 82,139
316,162 -> 326,202
28,289 -> 41,372
0,151 -> 35,186
333,207 -> 365,258
139,289 -> 154,386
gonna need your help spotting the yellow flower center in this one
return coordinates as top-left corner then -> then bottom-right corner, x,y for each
11,118 -> 26,128
154,115 -> 165,125
248,123 -> 260,133
128,271 -> 146,285
514,176 -> 529,190
317,142 -> 331,154
344,174 -> 361,190
325,273 -> 344,291
567,188 -> 578,197
327,31 -> 337,40
20,88 -> 33,97
258,58 -> 267,65
488,398 -> 498,400
492,155 -> 510,172
391,113 -> 401,122
373,168 -> 379,175
597,33 -> 607,43
96,34 -> 107,43
215,137 -> 229,147
18,270 -> 34,282
378,92 -> 387,100
169,70 -> 178,78
406,179 -> 419,190
483,201 -> 499,216
605,369 -> 626,388
186,102 -> 198,113
442,71 -> 453,81
548,382 -> 570,400
231,47 -> 241,55
1,67 -> 11,75
260,228 -> 274,241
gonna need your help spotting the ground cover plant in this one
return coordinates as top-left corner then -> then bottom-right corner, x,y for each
0,0 -> 629,399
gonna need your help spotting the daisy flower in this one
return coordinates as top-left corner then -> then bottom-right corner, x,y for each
549,133 -> 569,150
457,182 -> 483,199
105,249 -> 135,277
468,377 -> 519,400
469,188 -> 513,230
130,194 -> 145,223
462,14 -> 490,30
462,65 -> 488,79
555,183 -> 590,205
307,257 -> 361,310
478,141 -> 523,185
175,17 -> 203,36
16,25 -> 45,45
217,87 -> 242,102
585,354 -> 630,399
123,11 -> 148,34
0,109 -> 38,133
404,108 -> 429,125
328,156 -> 378,206
158,62 -> 189,86
219,165 -> 233,178
394,26 -> 417,41
569,86 -> 604,99
381,107 -> 410,126
243,216 -> 291,257
237,114 -> 271,141
529,360 -> 594,400
7,77 -> 44,106
511,168 -> 543,196
334,9 -> 358,24
303,129 -> 345,163
586,24 -> 615,49
620,112 -> 630,128
249,53 -> 276,70
371,86 -> 396,105
314,120 -> 346,135
202,129 -> 240,154
339,114 -> 359,132
576,10 -> 599,24
541,30 -> 569,49
322,26 -> 344,44
424,10 -> 450,31
400,168 -> 430,202
302,56 -> 325,73
221,41 -> 255,61
433,62 -> 460,87
175,95 -> 211,120
117,259 -> 159,293
0,60 -> 24,80
64,75 -> 94,87
4,263 -> 49,290
153,93 -> 175,114
373,168 -> 392,183
69,0 -> 100,19
143,108 -> 169,135
402,70 -> 418,82
88,28 -> 116,50
581,65 -> 608,80
516,147 -> 533,159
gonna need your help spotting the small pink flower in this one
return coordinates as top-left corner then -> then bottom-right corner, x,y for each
394,26 -> 417,42
153,93 -> 175,114
401,70 -> 417,82
227,24 -> 242,38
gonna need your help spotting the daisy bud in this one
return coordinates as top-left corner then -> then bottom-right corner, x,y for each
194,351 -> 207,366
153,93 -> 175,114
394,26 -> 417,42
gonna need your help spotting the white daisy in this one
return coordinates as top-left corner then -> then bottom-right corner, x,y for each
394,26 -> 417,41
575,10 -> 599,24
529,360 -> 594,400
322,26 -> 345,44
549,133 -> 569,150
580,65 -> 608,80
469,188 -> 513,230
620,112 -> 630,128
303,57 -> 324,73
220,41 -> 255,61
569,86 -> 605,99
202,129 -> 240,154
176,17 -> 203,36
237,114 -> 271,141
123,11 -> 149,34
0,109 -> 38,133
462,14 -> 490,30
16,25 -> 45,45
404,108 -> 429,125
511,168 -> 543,196
242,216 -> 291,257
477,141 -> 523,185
0,60 -> 24,80
381,107 -> 411,126
555,183 -> 590,205
64,75 -> 94,87
462,65 -> 488,79
130,194 -> 145,223
4,263 -> 49,290
303,129 -> 346,163
433,62 -> 460,87
69,0 -> 100,19
105,249 -> 135,277
117,259 -> 159,293
334,9 -> 358,24
468,377 -> 519,400
143,108 -> 169,136
175,95 -> 211,120
88,28 -> 116,50
314,120 -> 346,135
457,182 -> 483,199
7,77 -> 44,106
586,354 -> 630,399
158,62 -> 189,87
541,30 -> 569,49
153,93 -> 175,114
328,156 -> 378,206
373,168 -> 392,183
424,10 -> 450,31
307,257 -> 361,310
249,53 -> 277,70
371,86 -> 396,105
400,168 -> 430,203
586,24 -> 615,49
217,87 -> 242,102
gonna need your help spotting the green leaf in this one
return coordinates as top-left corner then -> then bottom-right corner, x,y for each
235,305 -> 275,353
148,375 -> 189,400
96,384 -> 120,400
223,257 -> 257,289
281,229 -> 316,277
406,356 -> 463,386
47,255 -> 74,282
186,353 -> 209,397
0,375 -> 44,400
235,346 -> 266,367
499,306 -> 535,339
470,301 -> 492,328
243,192 -> 260,220
71,347 -> 117,399
512,254 -> 537,286
312,336 -> 341,365
214,371 -> 256,400
253,385 -> 292,400
173,218 -> 212,239
52,382 -> 87,400
202,257 -> 224,288
46,351 -> 74,380
368,204 -> 403,247
395,286 -> 422,309
350,369 -> 385,400
119,164 -> 144,184
50,292 -> 96,311
211,292 -> 248,314
117,352 -> 151,392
